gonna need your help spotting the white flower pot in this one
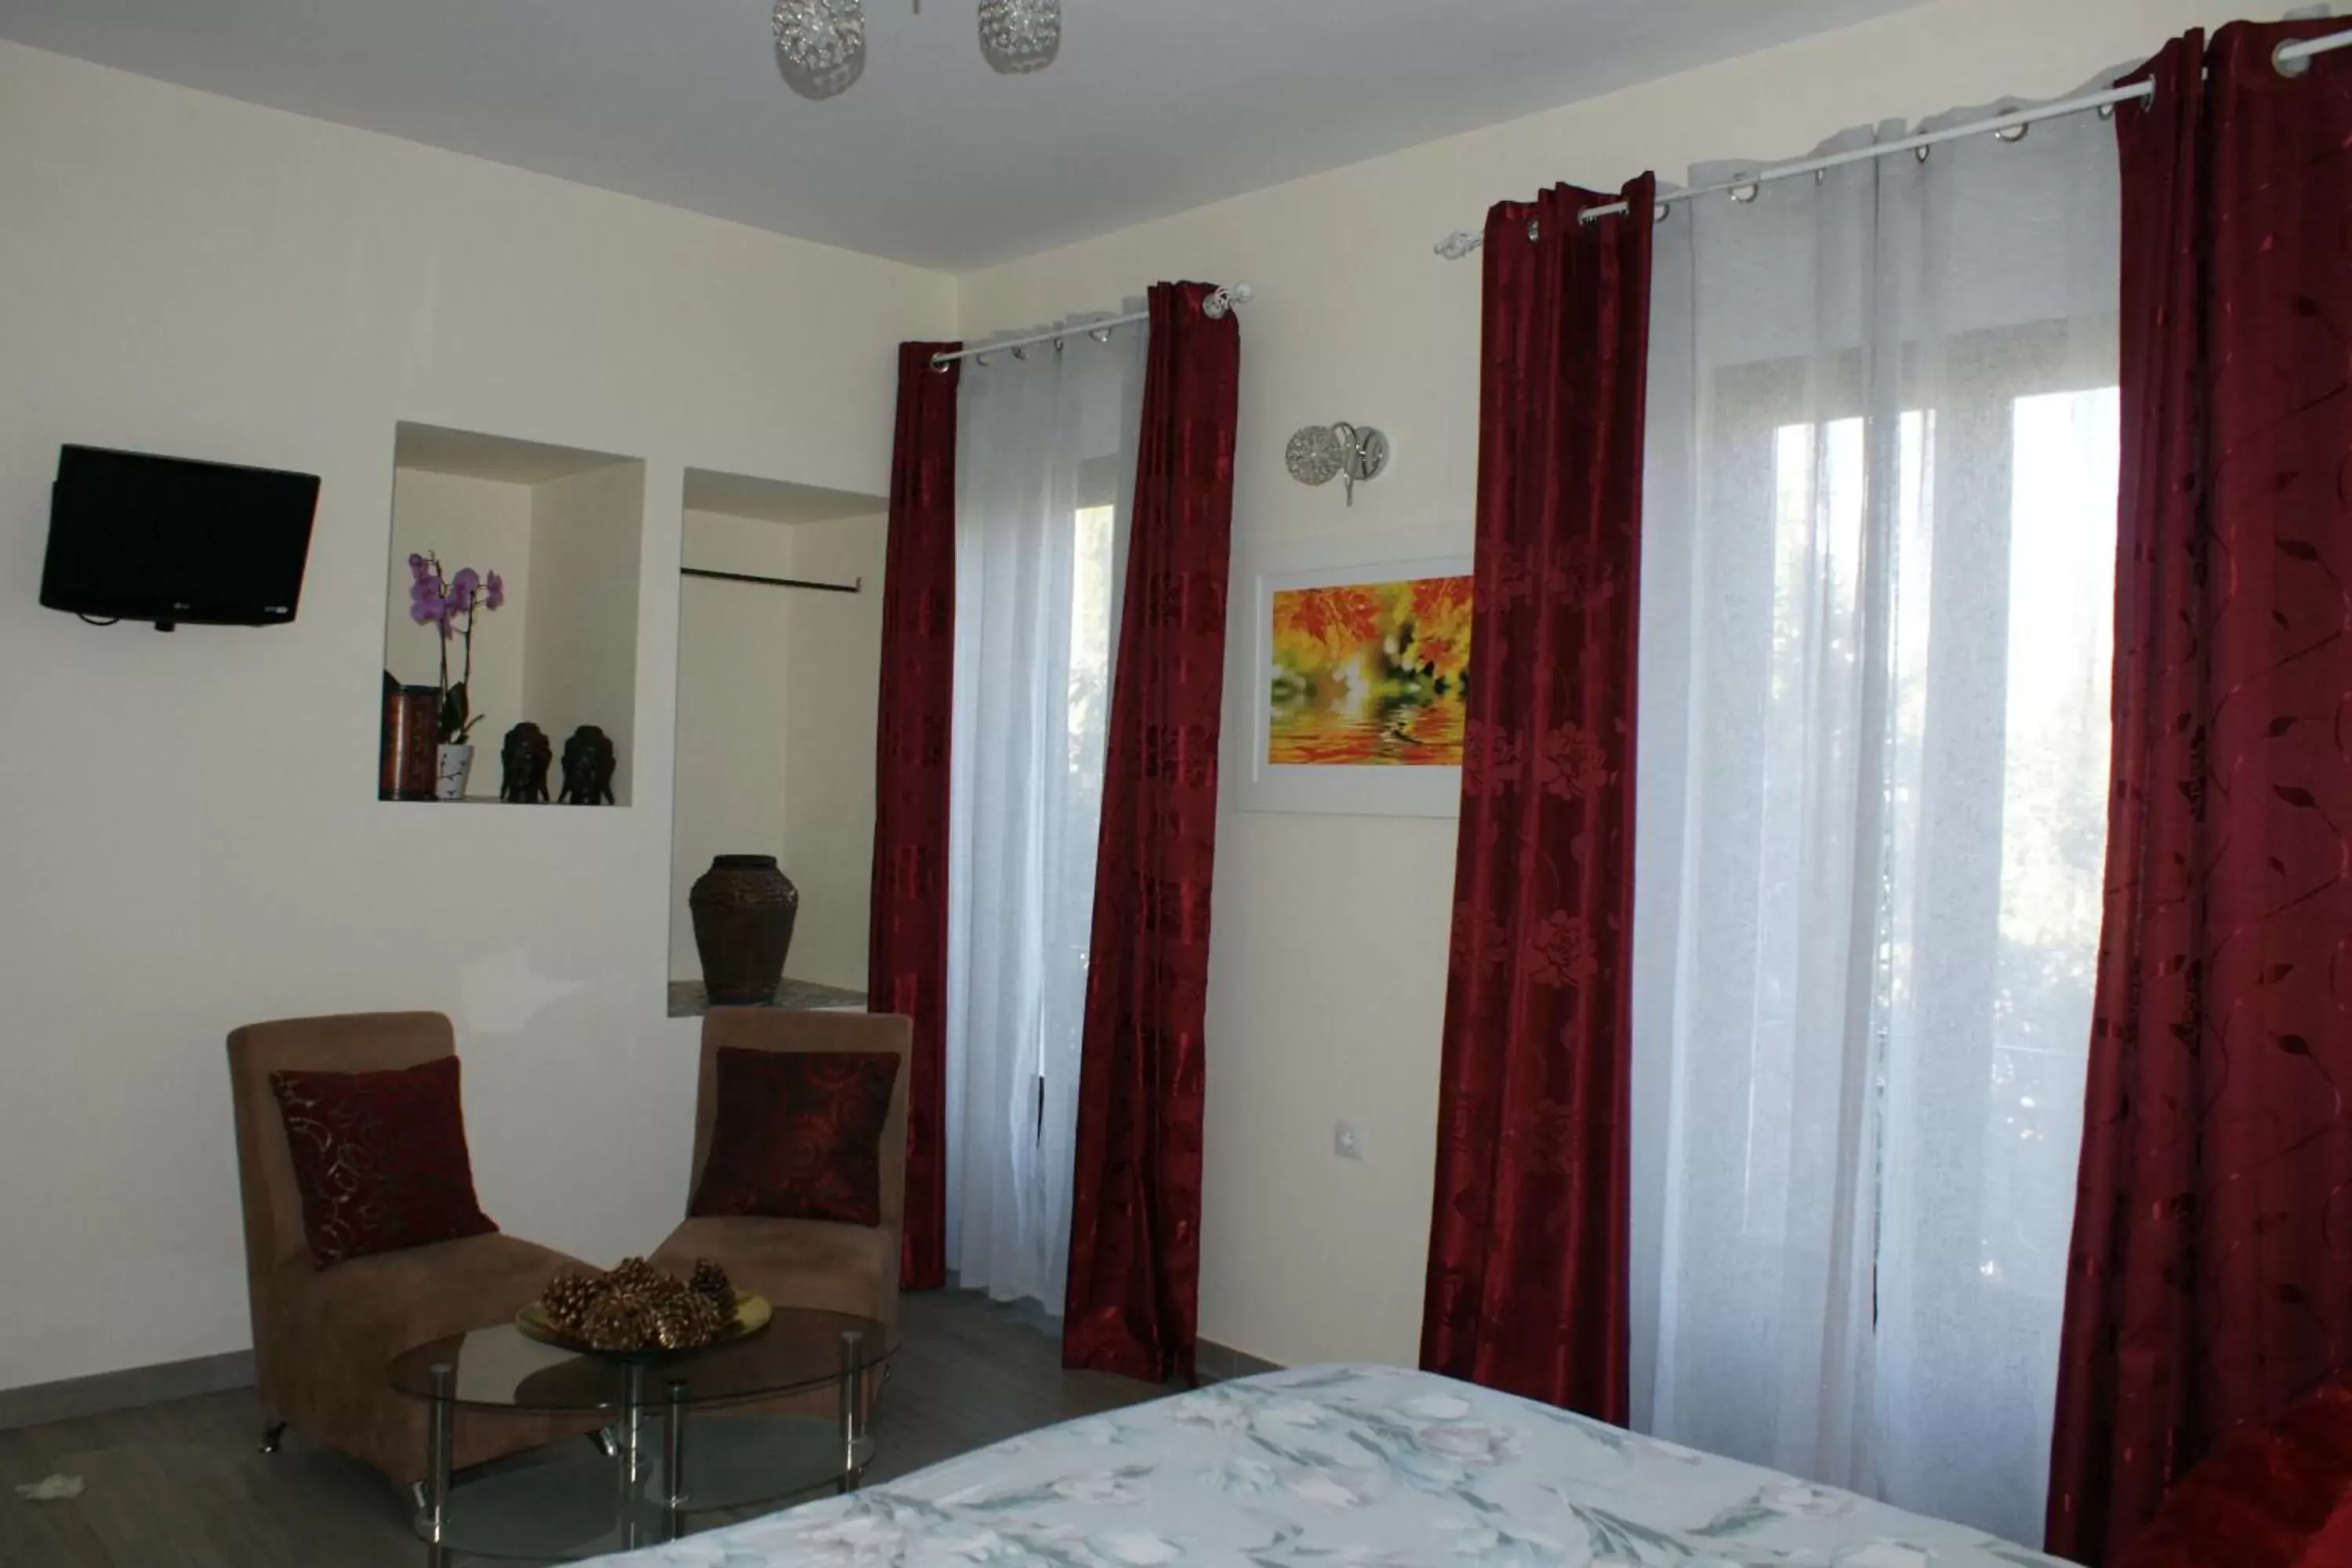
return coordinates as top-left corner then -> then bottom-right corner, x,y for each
435,743 -> 476,801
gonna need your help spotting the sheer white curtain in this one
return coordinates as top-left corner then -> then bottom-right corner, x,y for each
944,319 -> 1144,1312
1631,96 -> 2121,1544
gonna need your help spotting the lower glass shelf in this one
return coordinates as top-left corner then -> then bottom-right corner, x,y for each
425,1415 -> 869,1562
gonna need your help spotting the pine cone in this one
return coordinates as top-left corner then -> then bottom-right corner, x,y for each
607,1257 -> 663,1295
689,1258 -> 734,1316
539,1270 -> 606,1334
690,1292 -> 721,1327
579,1294 -> 657,1354
646,1301 -> 686,1352
649,1291 -> 725,1351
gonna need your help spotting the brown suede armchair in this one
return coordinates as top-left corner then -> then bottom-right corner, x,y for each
649,1009 -> 911,1392
228,1011 -> 597,1488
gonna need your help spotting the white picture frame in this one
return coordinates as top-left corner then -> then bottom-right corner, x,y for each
1226,527 -> 1473,819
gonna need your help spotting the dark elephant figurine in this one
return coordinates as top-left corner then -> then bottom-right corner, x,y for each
499,723 -> 553,804
558,726 -> 618,806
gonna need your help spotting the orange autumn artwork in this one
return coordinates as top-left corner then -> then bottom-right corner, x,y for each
1269,574 -> 1473,767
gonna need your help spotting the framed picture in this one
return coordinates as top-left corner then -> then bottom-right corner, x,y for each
1229,529 -> 1473,818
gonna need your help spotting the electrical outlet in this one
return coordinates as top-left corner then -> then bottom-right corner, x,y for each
1334,1119 -> 1367,1163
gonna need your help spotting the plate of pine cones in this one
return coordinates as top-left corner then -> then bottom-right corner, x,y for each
519,1258 -> 770,1358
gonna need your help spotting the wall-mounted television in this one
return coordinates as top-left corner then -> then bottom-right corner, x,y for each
39,445 -> 321,630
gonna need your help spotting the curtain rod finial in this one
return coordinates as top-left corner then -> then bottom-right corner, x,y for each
1203,283 -> 1254,319
1436,230 -> 1485,261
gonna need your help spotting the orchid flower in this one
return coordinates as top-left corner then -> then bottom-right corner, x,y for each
408,552 -> 506,745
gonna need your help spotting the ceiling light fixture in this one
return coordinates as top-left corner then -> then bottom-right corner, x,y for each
771,0 -> 866,100
978,0 -> 1061,75
772,0 -> 1061,101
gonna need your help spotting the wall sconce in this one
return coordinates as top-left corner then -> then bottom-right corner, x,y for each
1287,423 -> 1391,506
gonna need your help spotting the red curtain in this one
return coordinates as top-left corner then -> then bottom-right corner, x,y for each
869,341 -> 960,1292
2109,1373 -> 2352,1568
1062,283 -> 1241,1382
2048,24 -> 2352,1563
1419,179 -> 1653,1422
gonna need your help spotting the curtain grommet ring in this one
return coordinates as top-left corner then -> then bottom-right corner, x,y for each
1994,121 -> 2029,143
1915,144 -> 1933,164
2277,40 -> 2313,78
1528,218 -> 1541,242
1730,180 -> 1761,204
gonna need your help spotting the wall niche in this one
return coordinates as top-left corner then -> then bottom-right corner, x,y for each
667,467 -> 887,1013
381,423 -> 647,805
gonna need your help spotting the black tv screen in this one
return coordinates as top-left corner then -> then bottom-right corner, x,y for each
40,445 -> 320,629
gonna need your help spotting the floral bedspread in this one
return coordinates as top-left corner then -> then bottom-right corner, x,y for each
591,1363 -> 2068,1567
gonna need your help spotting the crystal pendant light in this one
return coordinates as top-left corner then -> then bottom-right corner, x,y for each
978,0 -> 1060,75
772,0 -> 866,100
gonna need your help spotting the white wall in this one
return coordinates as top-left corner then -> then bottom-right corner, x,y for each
383,467 -> 533,799
668,510 -> 887,993
955,0 -> 2308,1371
778,514 -> 889,993
0,38 -> 952,1391
524,462 -> 648,805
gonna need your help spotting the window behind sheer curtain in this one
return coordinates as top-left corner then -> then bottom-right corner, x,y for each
1630,99 -> 2121,1545
945,328 -> 1142,1313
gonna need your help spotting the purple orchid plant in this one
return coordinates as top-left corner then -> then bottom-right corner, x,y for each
408,553 -> 506,746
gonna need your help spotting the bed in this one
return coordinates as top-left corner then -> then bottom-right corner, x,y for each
590,1363 -> 2066,1567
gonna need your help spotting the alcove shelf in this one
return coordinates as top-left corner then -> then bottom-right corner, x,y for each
666,978 -> 869,1019
379,422 -> 648,807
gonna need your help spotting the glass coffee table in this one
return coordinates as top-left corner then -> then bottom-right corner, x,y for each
387,1306 -> 895,1565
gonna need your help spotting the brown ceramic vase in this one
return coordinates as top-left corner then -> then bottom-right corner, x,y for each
689,855 -> 800,1005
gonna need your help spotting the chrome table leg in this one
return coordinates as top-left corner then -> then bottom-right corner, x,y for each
258,1421 -> 286,1456
619,1361 -> 648,1550
424,1363 -> 453,1568
837,1330 -> 865,1495
662,1380 -> 690,1542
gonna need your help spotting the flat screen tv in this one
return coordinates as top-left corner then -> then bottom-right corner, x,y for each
40,445 -> 321,630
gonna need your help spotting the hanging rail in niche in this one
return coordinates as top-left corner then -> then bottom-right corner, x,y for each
680,566 -> 862,594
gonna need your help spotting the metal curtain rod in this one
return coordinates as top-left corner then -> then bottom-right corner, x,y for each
681,566 -> 862,594
1433,26 -> 2352,259
930,284 -> 1254,368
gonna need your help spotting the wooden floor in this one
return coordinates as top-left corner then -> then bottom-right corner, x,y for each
0,1290 -> 1163,1567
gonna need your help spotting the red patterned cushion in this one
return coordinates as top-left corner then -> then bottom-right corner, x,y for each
269,1057 -> 498,1267
689,1048 -> 900,1227
2115,1377 -> 2352,1568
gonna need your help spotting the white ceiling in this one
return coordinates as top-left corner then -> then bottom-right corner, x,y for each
0,0 -> 1925,270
